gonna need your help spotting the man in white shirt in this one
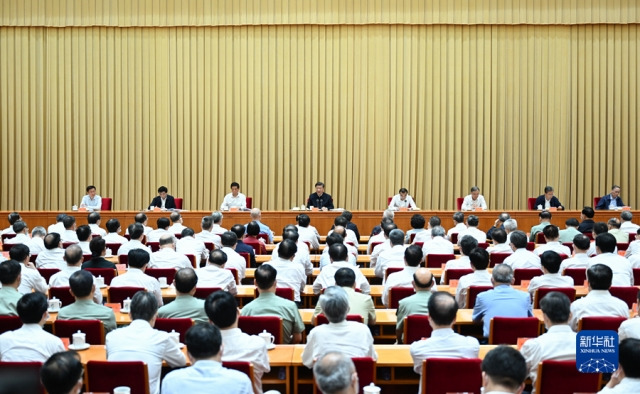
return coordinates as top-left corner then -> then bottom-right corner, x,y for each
312,268 -> 377,326
569,264 -> 630,331
370,222 -> 397,269
527,251 -> 574,298
146,217 -> 171,242
196,249 -> 237,295
35,233 -> 66,270
118,223 -> 152,256
195,216 -> 222,249
47,214 -> 66,235
421,226 -> 454,257
220,182 -> 247,211
625,229 -> 640,258
40,351 -> 85,394
24,226 -> 46,255
599,338 -> 640,393
533,225 -> 572,256
328,215 -> 358,246
302,286 -> 377,368
87,212 -> 107,237
503,218 -> 518,244
49,245 -> 102,304
319,233 -> 357,271
619,290 -> 640,340
296,213 -> 321,251
367,215 -> 394,253
410,292 -> 480,393
461,186 -> 487,211
167,212 -> 186,235
79,185 -> 102,211
446,212 -> 467,241
456,215 -> 487,245
383,245 -> 422,307
443,235 -> 477,274
110,249 -> 163,306
9,244 -> 47,294
375,229 -> 407,278
149,234 -> 191,270
106,291 -> 186,394
559,234 -> 591,273
520,291 -> 576,391
486,228 -> 513,254
588,233 -> 633,286
124,212 -> 153,236
620,211 -> 640,233
263,240 -> 306,303
313,244 -> 370,294
74,225 -> 92,255
1,212 -> 21,235
388,187 -> 417,210
0,292 -> 65,362
412,216 -> 441,244
503,231 -> 541,269
481,347 -> 528,394
608,217 -> 629,243
60,216 -> 79,243
205,291 -> 270,394
273,227 -> 312,276
456,247 -> 493,308
220,231 -> 248,280
210,212 -> 228,235
3,220 -> 30,246
313,352 -> 359,394
176,227 -> 208,268
103,219 -> 128,244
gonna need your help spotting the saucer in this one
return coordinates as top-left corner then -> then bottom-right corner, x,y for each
266,343 -> 276,350
48,308 -> 60,313
160,285 -> 170,289
68,343 -> 90,350
120,309 -> 130,314
98,284 -> 108,288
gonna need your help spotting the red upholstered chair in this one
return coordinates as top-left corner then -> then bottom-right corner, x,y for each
578,316 -> 628,331
101,197 -> 113,211
29,254 -> 38,263
238,252 -> 251,268
227,267 -> 239,284
536,360 -> 601,394
536,232 -> 546,244
593,197 -> 601,208
633,268 -> 640,286
489,317 -> 540,345
450,233 -> 459,244
403,314 -> 433,344
477,242 -> 489,249
117,254 -> 129,266
105,243 -> 122,255
154,318 -> 194,343
442,268 -> 473,284
62,242 -> 76,249
425,254 -> 455,268
1,233 -> 16,243
368,241 -> 382,254
84,268 -> 117,285
0,361 -> 45,394
193,287 -> 222,299
82,254 -> 92,262
617,242 -> 630,251
1,243 -> 16,251
561,242 -> 574,254
53,319 -> 105,345
145,268 -> 176,285
36,268 -> 60,284
204,241 -> 215,251
174,198 -> 183,210
384,266 -> 403,281
86,360 -> 150,394
244,237 -> 266,255
107,286 -> 145,304
257,233 -> 269,244
238,316 -> 283,344
582,231 -> 594,240
252,287 -> 295,301
49,287 -> 75,307
526,242 -> 535,251
527,197 -> 537,210
223,361 -> 254,387
245,197 -> 253,209
456,197 -> 464,211
0,315 -> 22,334
389,287 -> 415,309
609,286 -> 638,308
533,287 -> 576,309
146,241 -> 160,252
421,358 -> 482,394
387,197 -> 393,206
185,254 -> 196,268
466,285 -> 493,309
563,267 -> 587,284
315,314 -> 363,326
489,252 -> 511,267
352,357 -> 376,393
513,268 -> 544,285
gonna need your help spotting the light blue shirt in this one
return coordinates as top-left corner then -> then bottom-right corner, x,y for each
161,359 -> 252,394
244,221 -> 274,243
80,194 -> 102,210
472,284 -> 533,337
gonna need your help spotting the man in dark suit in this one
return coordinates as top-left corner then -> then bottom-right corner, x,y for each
596,185 -> 624,210
534,186 -> 564,210
230,224 -> 256,268
307,182 -> 334,211
149,186 -> 176,210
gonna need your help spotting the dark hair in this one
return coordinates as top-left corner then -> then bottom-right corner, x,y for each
128,249 -> 150,269
89,237 -> 105,258
459,235 -> 479,256
62,215 -> 76,230
382,222 -> 398,237
595,232 -> 616,253
7,212 -> 21,225
492,228 -> 507,244
608,218 -> 621,229
335,267 -> 356,287
404,245 -> 423,267
410,214 -> 426,229
156,217 -> 170,229
565,218 -> 580,227
255,264 -> 277,290
130,291 -> 158,321
282,229 -> 299,243
87,212 -> 101,224
0,260 -> 21,285
509,231 -> 528,249
185,323 -> 223,359
593,222 -> 608,236
582,206 -> 595,218
208,249 -> 228,266
315,182 -> 325,188
158,186 -> 168,193
64,245 -> 83,266
334,215 -> 348,227
468,247 -> 489,270
205,291 -> 238,329
106,219 -> 120,233
453,212 -> 465,223
428,216 -> 441,228
246,221 -> 261,236
277,239 -> 298,260
181,227 -> 195,238
413,272 -> 434,289
481,346 -> 527,390
17,292 -> 48,324
341,211 -> 353,222
44,233 -> 61,250
230,224 -> 245,239
76,225 -> 91,242
587,264 -> 613,290
12,220 -> 27,233
86,185 -> 96,192
128,223 -> 145,239
220,231 -> 238,248
619,338 -> 640,378
9,244 -> 30,262
572,234 -> 591,251
428,291 -> 458,326
467,215 -> 479,227
41,351 -> 83,394
296,214 -> 311,227
544,186 -> 554,193
174,268 -> 198,293
540,251 -> 562,273
539,210 -> 552,220
542,225 -> 559,240
135,213 -> 148,224
539,291 -> 571,324
389,229 -> 405,246
328,243 -> 348,262
230,182 -> 240,189
399,187 -> 409,194
201,216 -> 213,231
325,233 -> 344,247
69,270 -> 94,298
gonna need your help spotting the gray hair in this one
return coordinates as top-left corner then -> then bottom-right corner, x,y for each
211,211 -> 223,223
388,229 -> 405,246
621,211 -> 633,221
504,219 -> 518,232
492,264 -> 513,284
319,286 -> 349,323
250,208 -> 261,219
470,186 -> 480,192
31,226 -> 46,238
313,352 -> 356,394
431,226 -> 445,238
383,209 -> 395,220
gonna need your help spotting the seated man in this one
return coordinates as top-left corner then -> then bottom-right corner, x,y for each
520,291 -> 576,390
328,215 -> 359,246
569,264 -> 629,331
228,224 -> 256,268
58,270 -> 116,333
302,286 -> 377,368
157,268 -> 208,324
195,249 -> 237,295
577,206 -> 596,233
313,268 -> 376,326
146,217 -> 171,243
608,217 -> 629,243
313,243 -> 370,294
149,185 -> 176,210
60,215 -> 79,243
148,234 -> 191,270
421,225 -> 454,257
87,211 -> 107,237
319,232 -> 357,270
410,292 -> 480,392
533,225 -> 572,256
620,211 -> 640,233
272,227 -> 312,276
1,212 -> 21,234
599,338 -> 640,393
40,351 -> 84,394
205,291 -> 270,394
503,231 -> 541,269
49,245 -> 102,304
472,264 -> 533,338
341,211 -> 361,243
559,234 -> 591,272
247,208 -> 274,243
219,231 -> 248,280
195,216 -> 222,250
81,237 -> 117,270
110,249 -> 163,306
243,221 -> 267,255
368,214 -> 394,252
529,210 -> 552,242
25,226 -> 46,255
176,227 -> 208,268
167,212 -> 186,234
9,244 -> 47,294
219,182 -> 247,211
75,225 -> 92,254
126,212 -> 153,236
313,352 -> 359,394
4,220 -> 30,245
481,346 -> 528,394
370,222 -> 397,266
596,184 -> 624,210
558,218 -> 581,243
527,251 -> 574,298
262,240 -> 306,304
388,187 -> 417,210
456,215 -> 487,244
118,223 -> 152,256
161,323 -> 252,393
47,214 -> 66,235
413,216 -> 441,243
0,292 -> 65,362
486,228 -> 513,254
79,185 -> 102,211
456,247 -> 493,308
106,291 -> 186,394
375,229 -> 407,278
296,213 -> 321,251
103,219 -> 128,244
443,235 -> 478,273
36,233 -> 66,269
0,260 -> 23,315
395,268 -> 436,343
461,186 -> 487,211
241,264 -> 304,344
446,211 -> 466,241
486,212 -> 510,241
534,186 -> 564,210
619,290 -> 640,341
307,181 -> 334,211
405,214 -> 426,243
383,245 -> 422,308
211,211 -> 228,235
588,232 -> 633,286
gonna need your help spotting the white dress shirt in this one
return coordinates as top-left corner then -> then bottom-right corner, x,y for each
629,254 -> 640,268
272,241 -> 313,276
456,270 -> 493,308
569,290 -> 630,331
302,321 -> 377,368
195,265 -> 237,294
220,192 -> 247,210
24,237 -> 45,255
487,243 -> 513,254
167,223 -> 186,235
503,249 -> 541,269
17,263 -> 48,294
367,232 -> 386,254
370,240 -> 391,268
117,240 -> 152,256
61,230 -> 79,243
444,256 -> 471,271
410,327 -> 480,374
77,241 -> 91,254
559,253 -> 590,273
49,266 -> 103,304
35,248 -> 66,269
89,223 -> 107,237
388,194 -> 416,210
3,233 -> 30,245
412,230 -> 433,244
327,228 -> 359,247
0,324 -> 65,362
161,359 -> 252,394
598,377 -> 640,393
620,221 -> 640,233
588,253 -> 634,286
456,227 -> 487,244
80,194 -> 102,210
446,223 -> 468,240
106,319 -> 186,394
619,317 -> 640,341
461,194 -> 487,211
211,224 -> 228,236
527,273 -> 574,297
297,225 -> 321,250
319,247 -> 357,270
220,328 -> 270,394
375,245 -> 408,278
313,261 -> 371,294
220,247 -> 247,279
110,267 -> 163,306
125,225 -> 153,236
263,257 -> 307,302
103,233 -> 128,244
382,266 -> 419,307
176,236 -> 208,267
533,241 -> 572,256
47,222 -> 65,235
195,230 -> 222,249
146,228 -> 169,242
422,236 -> 455,256
520,324 -> 576,391
149,248 -> 192,270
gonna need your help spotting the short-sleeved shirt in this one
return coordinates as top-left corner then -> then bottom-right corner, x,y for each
240,292 -> 304,344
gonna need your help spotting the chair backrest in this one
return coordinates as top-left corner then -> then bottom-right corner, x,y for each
0,361 -> 45,394
53,319 -> 105,345
617,242 -> 630,251
245,197 -> 253,209
204,241 -> 215,251
563,267 -> 587,285
238,252 -> 251,268
100,197 -> 112,210
146,241 -> 160,252
466,285 -> 493,309
443,268 -> 473,284
527,197 -> 537,210
536,360 -> 601,394
86,360 -> 149,394
0,315 -> 22,334
450,233 -> 459,244
154,318 -> 194,343
561,242 -> 574,254
489,317 -> 540,344
257,233 -> 269,244
49,287 -> 75,307
62,242 -> 76,249
84,268 -> 117,285
1,233 -> 16,243
403,314 -> 432,344
579,316 -> 628,331
593,196 -> 601,208
238,315 -> 283,344
533,287 -> 576,309
425,253 -> 455,268
105,243 -> 122,255
456,197 -> 464,211
489,252 -> 511,267
634,268 -> 640,286
526,242 -> 535,251
536,232 -> 546,244
422,358 -> 482,394
477,242 -> 489,249
82,254 -> 92,262
384,266 -> 403,281
117,254 -> 129,266
252,287 -> 296,301
389,287 -> 415,309
243,238 -> 264,255
2,243 -> 16,251
222,361 -> 254,387
513,268 -> 544,285
226,267 -> 239,284
582,231 -> 594,240
36,268 -> 60,284
174,198 -> 183,210
368,241 -> 382,254
184,254 -> 196,268
145,268 -> 176,285
107,286 -> 145,304
387,197 -> 393,206
193,287 -> 222,300
609,286 -> 638,308
352,357 -> 376,393
315,314 -> 363,326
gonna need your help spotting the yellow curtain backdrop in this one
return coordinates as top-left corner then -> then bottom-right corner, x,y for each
0,1 -> 638,211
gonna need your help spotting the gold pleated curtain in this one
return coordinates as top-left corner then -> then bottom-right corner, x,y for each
0,1 -> 638,211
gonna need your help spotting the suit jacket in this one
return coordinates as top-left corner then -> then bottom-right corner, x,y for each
595,194 -> 624,210
577,219 -> 594,233
235,241 -> 257,268
307,193 -> 334,210
346,222 -> 361,243
149,195 -> 176,209
534,195 -> 563,209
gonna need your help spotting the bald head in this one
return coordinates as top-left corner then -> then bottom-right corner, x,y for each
333,226 -> 347,239
413,267 -> 434,291
250,208 -> 262,220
